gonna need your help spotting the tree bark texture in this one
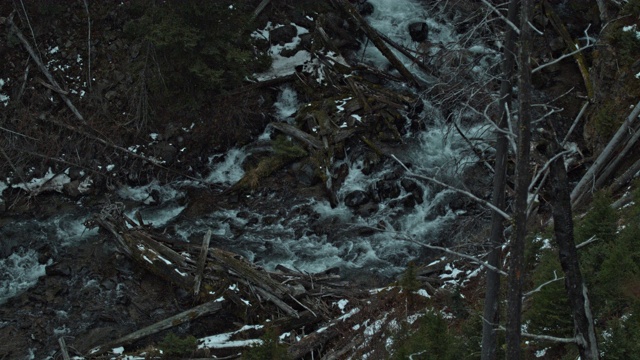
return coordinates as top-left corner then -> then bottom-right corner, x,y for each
546,141 -> 600,359
506,0 -> 533,358
481,1 -> 520,359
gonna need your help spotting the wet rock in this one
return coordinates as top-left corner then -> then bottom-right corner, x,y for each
373,180 -> 401,201
356,202 -> 379,217
400,179 -> 418,192
345,190 -> 369,208
291,162 -> 320,186
332,163 -> 350,190
358,2 -> 375,16
408,22 -> 429,42
270,24 -> 297,45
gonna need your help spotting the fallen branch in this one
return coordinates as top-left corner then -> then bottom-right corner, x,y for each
391,154 -> 512,220
8,13 -> 86,124
396,233 -> 508,276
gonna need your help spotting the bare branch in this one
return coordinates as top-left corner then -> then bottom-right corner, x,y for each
528,20 -> 544,36
562,101 -> 589,145
532,43 -> 594,74
575,235 -> 598,249
396,233 -> 508,276
7,13 -> 86,124
481,0 -> 520,35
524,271 -> 564,297
529,149 -> 575,193
391,155 -> 512,220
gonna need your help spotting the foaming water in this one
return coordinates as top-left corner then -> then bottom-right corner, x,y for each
0,249 -> 47,304
206,148 -> 248,185
0,0 -> 495,303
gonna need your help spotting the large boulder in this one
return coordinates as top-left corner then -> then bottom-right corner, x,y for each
270,24 -> 298,45
408,22 -> 429,42
345,190 -> 369,208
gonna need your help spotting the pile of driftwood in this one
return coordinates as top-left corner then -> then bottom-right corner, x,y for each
84,204 -> 365,358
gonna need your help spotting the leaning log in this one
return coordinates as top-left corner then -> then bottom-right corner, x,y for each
571,100 -> 640,208
330,0 -> 423,89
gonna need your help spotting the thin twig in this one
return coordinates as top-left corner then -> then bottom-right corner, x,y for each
391,155 -> 512,221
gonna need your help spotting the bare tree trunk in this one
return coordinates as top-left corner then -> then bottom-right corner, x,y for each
544,138 -> 600,360
506,0 -> 533,358
481,1 -> 519,359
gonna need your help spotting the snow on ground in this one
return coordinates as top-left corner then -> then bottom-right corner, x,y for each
252,22 -> 349,83
198,324 -> 264,349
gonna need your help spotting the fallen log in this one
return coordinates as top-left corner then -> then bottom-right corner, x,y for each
88,300 -> 223,356
87,206 -> 366,358
609,157 -> 640,195
269,122 -> 324,149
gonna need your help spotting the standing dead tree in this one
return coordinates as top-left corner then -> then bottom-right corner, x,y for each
481,0 -> 519,358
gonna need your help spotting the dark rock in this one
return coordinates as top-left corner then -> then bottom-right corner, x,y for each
356,202 -> 379,217
401,179 -> 418,192
358,2 -> 375,16
63,180 -> 82,198
345,190 -> 369,208
46,263 -> 72,277
151,141 -> 177,164
412,188 -> 424,204
333,163 -> 350,191
270,24 -> 297,45
403,194 -> 417,208
408,22 -> 429,42
291,162 -> 320,187
373,180 -> 401,200
104,90 -> 118,100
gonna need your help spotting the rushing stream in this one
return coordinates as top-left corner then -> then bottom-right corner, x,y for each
0,0 -> 499,305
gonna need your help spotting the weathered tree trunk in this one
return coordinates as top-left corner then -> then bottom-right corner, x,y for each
506,1 -> 533,358
481,1 -> 519,359
545,139 -> 600,360
609,156 -> 640,195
